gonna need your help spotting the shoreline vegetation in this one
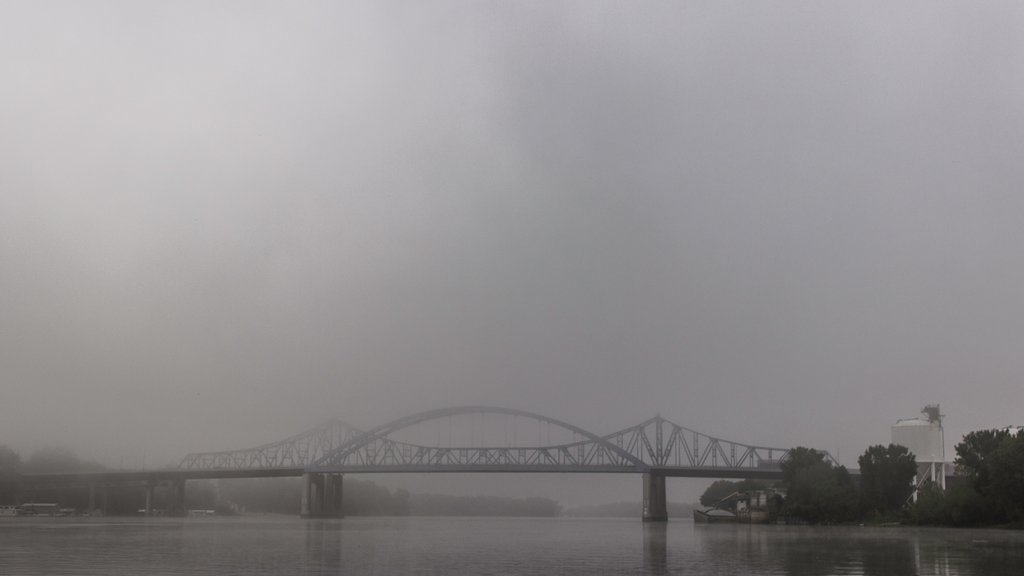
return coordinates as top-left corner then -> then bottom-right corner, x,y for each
700,428 -> 1024,529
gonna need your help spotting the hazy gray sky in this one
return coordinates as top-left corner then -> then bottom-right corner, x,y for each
2,1 -> 1023,503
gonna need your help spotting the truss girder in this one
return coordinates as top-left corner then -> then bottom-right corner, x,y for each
600,416 -> 798,470
306,436 -> 642,472
179,408 -> 832,474
178,419 -> 362,471
310,406 -> 646,471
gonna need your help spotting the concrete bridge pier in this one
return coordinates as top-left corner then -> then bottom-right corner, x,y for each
324,474 -> 343,517
642,472 -> 667,522
87,484 -> 110,516
301,472 -> 343,518
166,479 -> 186,517
144,482 -> 156,516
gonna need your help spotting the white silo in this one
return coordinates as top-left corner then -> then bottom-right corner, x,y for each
891,404 -> 946,491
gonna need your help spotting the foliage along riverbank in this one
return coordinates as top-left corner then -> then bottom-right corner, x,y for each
701,427 -> 1024,528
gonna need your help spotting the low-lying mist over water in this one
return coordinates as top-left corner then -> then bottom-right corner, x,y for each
3,0 -> 1024,508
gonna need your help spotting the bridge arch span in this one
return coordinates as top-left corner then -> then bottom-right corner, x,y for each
310,406 -> 647,471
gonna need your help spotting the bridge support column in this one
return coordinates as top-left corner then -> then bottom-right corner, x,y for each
301,473 -> 316,517
642,473 -> 667,522
166,479 -> 186,517
89,487 -> 109,516
302,473 -> 343,518
324,474 -> 343,518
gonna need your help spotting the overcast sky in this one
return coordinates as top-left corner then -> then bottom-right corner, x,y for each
2,1 -> 1023,504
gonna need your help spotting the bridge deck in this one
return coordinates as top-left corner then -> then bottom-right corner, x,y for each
19,465 -> 791,490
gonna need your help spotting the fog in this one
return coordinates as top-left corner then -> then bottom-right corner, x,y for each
2,1 -> 1023,505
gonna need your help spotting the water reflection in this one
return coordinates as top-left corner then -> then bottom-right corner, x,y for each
947,534 -> 1024,576
642,522 -> 667,574
692,524 -> 928,576
915,536 -> 953,576
304,519 -> 342,574
4,517 -> 1024,575
689,523 -> 1024,576
778,533 -> 917,576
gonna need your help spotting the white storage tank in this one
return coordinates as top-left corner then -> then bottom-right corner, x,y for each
891,405 -> 946,491
891,418 -> 943,463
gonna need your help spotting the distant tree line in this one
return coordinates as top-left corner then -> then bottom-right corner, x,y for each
0,445 -> 146,514
700,429 -> 1024,527
408,493 -> 561,517
699,444 -> 916,524
0,446 -> 560,517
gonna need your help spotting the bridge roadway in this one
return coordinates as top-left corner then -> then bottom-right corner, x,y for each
16,406 -> 826,521
19,465 -> 786,487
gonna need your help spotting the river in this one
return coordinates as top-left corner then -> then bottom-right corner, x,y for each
1,516 -> 1023,575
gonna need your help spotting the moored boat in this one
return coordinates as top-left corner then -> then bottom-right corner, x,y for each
693,508 -> 737,523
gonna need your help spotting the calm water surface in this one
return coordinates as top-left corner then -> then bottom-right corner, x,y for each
2,516 -> 1023,575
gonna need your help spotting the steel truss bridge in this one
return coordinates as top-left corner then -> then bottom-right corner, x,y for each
179,406 -> 804,477
24,407 -> 832,521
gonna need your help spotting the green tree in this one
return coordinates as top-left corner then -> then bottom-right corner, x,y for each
910,483 -> 993,526
858,444 -> 917,516
955,429 -> 1009,495
780,447 -> 859,523
785,462 -> 859,523
954,429 -> 1024,524
781,447 -> 828,485
910,483 -> 948,525
987,432 -> 1024,522
699,479 -> 772,510
699,480 -> 738,508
